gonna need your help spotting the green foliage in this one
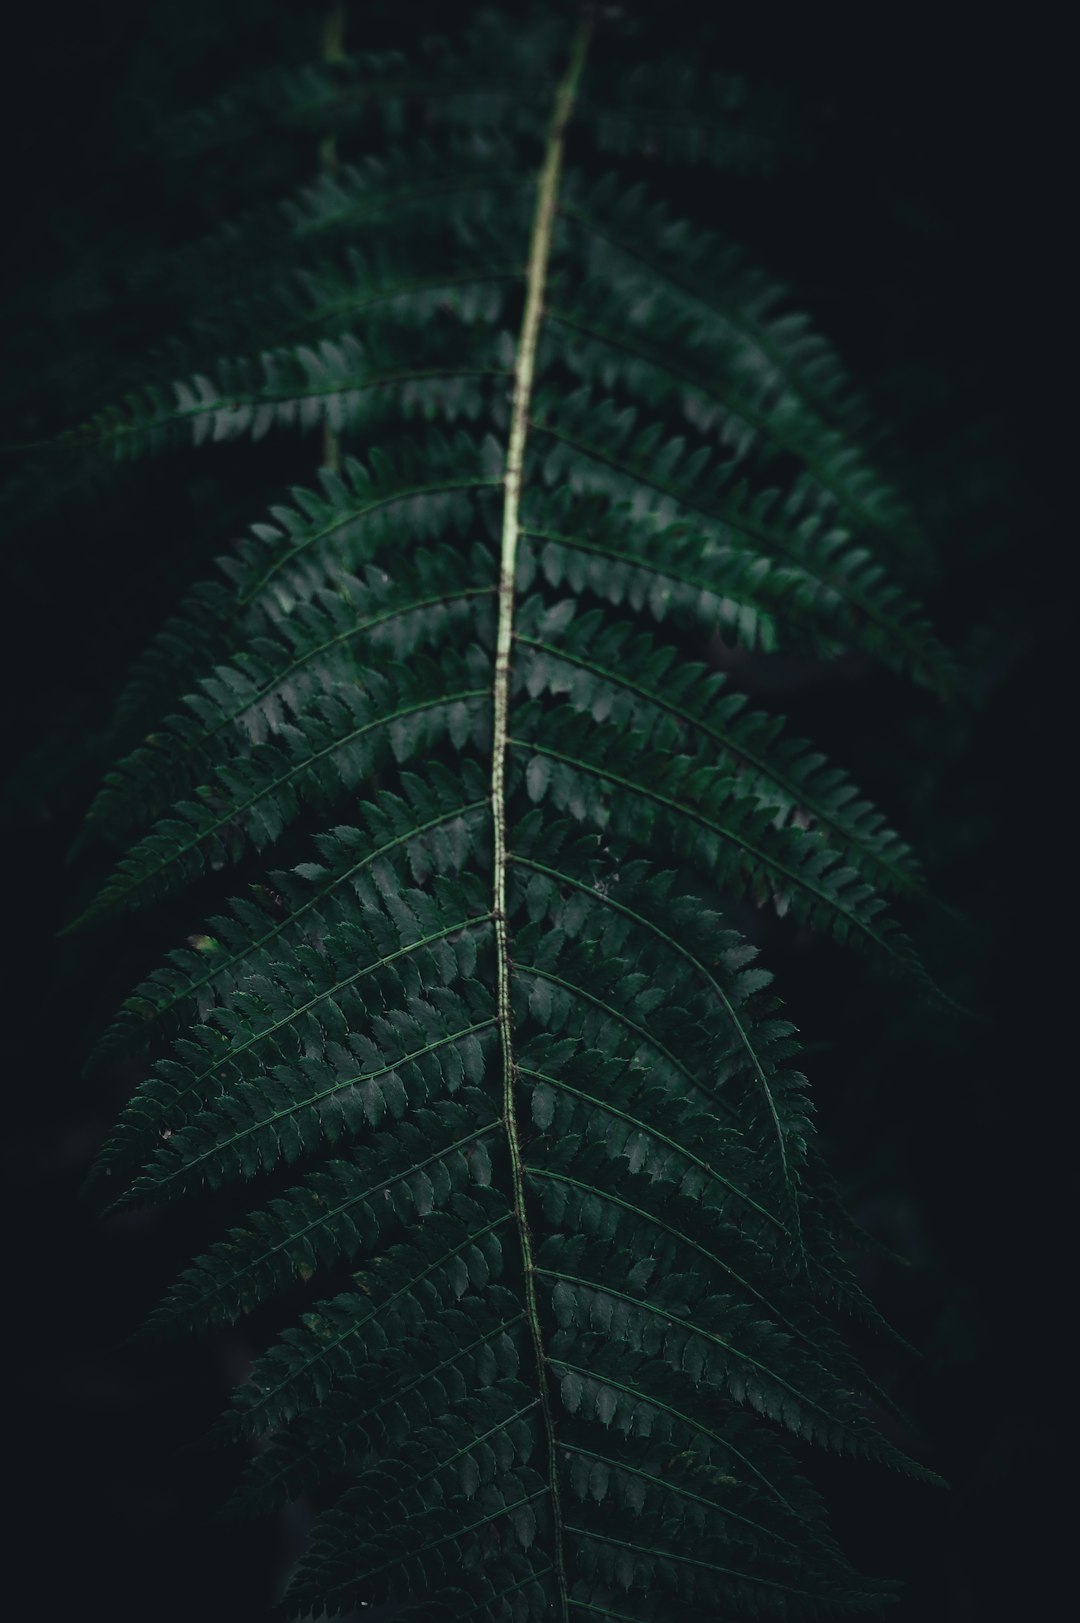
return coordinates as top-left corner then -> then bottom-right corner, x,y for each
60,6 -> 951,1617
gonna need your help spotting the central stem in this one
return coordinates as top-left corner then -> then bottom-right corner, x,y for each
490,16 -> 592,1618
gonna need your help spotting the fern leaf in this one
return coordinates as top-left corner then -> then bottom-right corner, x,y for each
69,9 -> 950,1617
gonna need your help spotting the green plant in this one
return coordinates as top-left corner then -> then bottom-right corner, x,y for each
66,5 -> 952,1616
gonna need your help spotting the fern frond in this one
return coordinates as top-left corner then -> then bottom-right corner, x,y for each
513,600 -> 921,894
530,386 -> 954,690
547,280 -> 930,574
575,59 -> 792,171
86,764 -> 490,1075
162,16 -> 563,158
67,8 -> 949,1616
511,704 -> 915,965
66,324 -> 511,463
76,645 -> 493,927
87,544 -> 496,843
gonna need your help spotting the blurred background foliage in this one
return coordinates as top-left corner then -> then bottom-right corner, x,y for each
0,2 -> 1067,1618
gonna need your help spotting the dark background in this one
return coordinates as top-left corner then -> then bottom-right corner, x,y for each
0,3 -> 1068,1618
